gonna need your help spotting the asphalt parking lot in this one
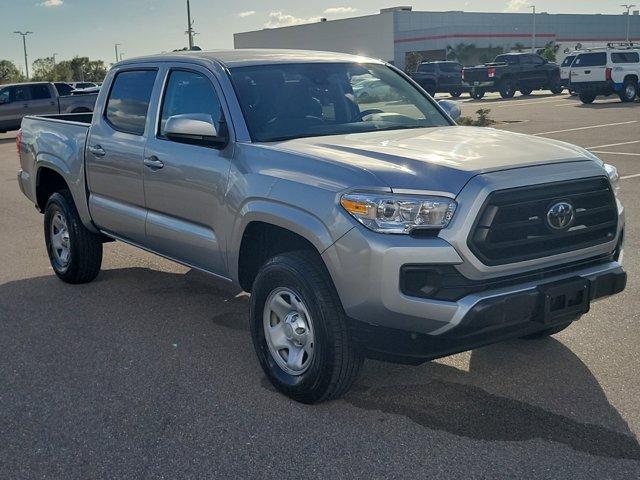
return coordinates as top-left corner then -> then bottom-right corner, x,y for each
1,91 -> 639,479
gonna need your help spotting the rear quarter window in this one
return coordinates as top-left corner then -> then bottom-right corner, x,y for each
573,53 -> 606,67
105,70 -> 157,135
611,52 -> 640,64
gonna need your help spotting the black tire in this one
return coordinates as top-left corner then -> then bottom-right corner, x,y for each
519,87 -> 533,96
471,88 -> 485,100
250,251 -> 363,404
619,79 -> 638,103
579,93 -> 596,104
521,321 -> 572,340
549,75 -> 564,95
449,89 -> 462,98
499,78 -> 516,98
44,190 -> 103,284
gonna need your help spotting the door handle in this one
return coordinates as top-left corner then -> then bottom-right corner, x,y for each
584,70 -> 591,74
88,145 -> 106,157
144,156 -> 164,170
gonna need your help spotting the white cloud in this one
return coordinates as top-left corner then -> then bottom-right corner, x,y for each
323,7 -> 358,14
238,10 -> 256,18
39,0 -> 63,6
504,0 -> 528,12
264,11 -> 322,28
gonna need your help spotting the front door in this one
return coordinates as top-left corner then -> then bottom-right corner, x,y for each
85,68 -> 159,243
142,67 -> 233,276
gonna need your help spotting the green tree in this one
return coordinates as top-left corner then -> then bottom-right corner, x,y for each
513,43 -> 526,53
51,57 -> 108,82
448,43 -> 478,66
404,51 -> 423,73
32,57 -> 56,81
537,42 -> 560,62
0,60 -> 24,84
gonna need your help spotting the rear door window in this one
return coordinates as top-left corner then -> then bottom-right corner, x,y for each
418,64 -> 436,73
105,70 -> 157,135
29,84 -> 52,100
573,53 -> 606,67
611,52 -> 640,64
439,63 -> 461,73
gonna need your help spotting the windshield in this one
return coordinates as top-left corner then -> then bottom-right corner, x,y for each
229,62 -> 450,142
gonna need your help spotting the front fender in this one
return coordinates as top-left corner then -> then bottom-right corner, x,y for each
227,198 -> 351,284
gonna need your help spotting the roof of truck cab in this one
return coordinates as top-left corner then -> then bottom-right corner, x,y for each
115,49 -> 386,68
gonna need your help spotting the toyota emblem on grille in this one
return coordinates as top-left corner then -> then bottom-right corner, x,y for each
547,201 -> 575,231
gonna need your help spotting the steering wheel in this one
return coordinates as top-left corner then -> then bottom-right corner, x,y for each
355,109 -> 384,121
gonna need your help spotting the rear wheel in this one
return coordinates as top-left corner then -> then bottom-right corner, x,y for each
499,79 -> 516,98
44,190 -> 103,284
549,75 -> 564,94
579,93 -> 596,104
619,79 -> 638,103
521,321 -> 572,340
470,88 -> 485,100
250,251 -> 363,404
449,89 -> 462,98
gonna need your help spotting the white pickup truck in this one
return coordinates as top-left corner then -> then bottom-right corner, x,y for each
17,50 -> 626,403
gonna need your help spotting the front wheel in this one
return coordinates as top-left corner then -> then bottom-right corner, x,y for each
519,87 -> 533,96
619,80 -> 638,103
549,76 -> 564,95
449,89 -> 462,98
579,93 -> 596,104
44,190 -> 103,284
250,251 -> 363,404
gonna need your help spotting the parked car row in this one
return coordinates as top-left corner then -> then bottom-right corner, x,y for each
410,44 -> 640,105
0,81 -> 100,133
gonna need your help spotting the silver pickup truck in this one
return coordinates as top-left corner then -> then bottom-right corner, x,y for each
0,81 -> 97,133
17,50 -> 626,403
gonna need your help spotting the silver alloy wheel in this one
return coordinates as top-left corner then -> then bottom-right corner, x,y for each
50,211 -> 70,269
263,287 -> 315,376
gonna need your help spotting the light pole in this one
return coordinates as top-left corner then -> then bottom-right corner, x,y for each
529,5 -> 536,53
115,43 -> 121,63
186,0 -> 195,49
621,4 -> 637,42
52,53 -> 58,66
14,31 -> 33,80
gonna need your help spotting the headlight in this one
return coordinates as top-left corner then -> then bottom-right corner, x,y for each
604,163 -> 620,195
340,193 -> 457,234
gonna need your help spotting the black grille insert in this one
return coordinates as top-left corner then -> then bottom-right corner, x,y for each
468,177 -> 617,265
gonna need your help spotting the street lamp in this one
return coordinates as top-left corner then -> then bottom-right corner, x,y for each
52,53 -> 58,66
115,43 -> 121,63
529,5 -> 536,53
14,31 -> 33,80
621,4 -> 637,42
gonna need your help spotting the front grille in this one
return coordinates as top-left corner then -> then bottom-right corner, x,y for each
468,177 -> 618,266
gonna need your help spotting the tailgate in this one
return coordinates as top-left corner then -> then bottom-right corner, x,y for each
463,68 -> 489,82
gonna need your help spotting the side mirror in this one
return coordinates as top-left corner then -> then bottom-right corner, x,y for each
438,99 -> 461,121
164,113 -> 227,149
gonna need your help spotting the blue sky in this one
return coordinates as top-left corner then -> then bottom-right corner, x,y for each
1,0 -> 631,72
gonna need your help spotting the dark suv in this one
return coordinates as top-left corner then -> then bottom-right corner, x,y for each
409,61 -> 465,97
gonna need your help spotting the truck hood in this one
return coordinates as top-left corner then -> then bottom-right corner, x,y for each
269,126 -> 600,195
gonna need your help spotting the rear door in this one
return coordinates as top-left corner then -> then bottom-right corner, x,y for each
571,52 -> 607,84
86,68 -> 159,243
142,65 -> 234,276
0,85 -> 29,130
528,54 -> 548,87
439,63 -> 461,88
26,84 -> 59,116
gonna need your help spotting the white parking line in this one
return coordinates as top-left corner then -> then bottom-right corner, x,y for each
587,140 -> 640,149
621,173 -> 640,180
591,151 -> 640,156
533,121 -> 638,136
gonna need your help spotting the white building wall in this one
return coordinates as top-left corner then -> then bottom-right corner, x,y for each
234,12 -> 395,63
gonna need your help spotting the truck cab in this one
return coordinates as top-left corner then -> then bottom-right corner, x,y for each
409,61 -> 464,97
